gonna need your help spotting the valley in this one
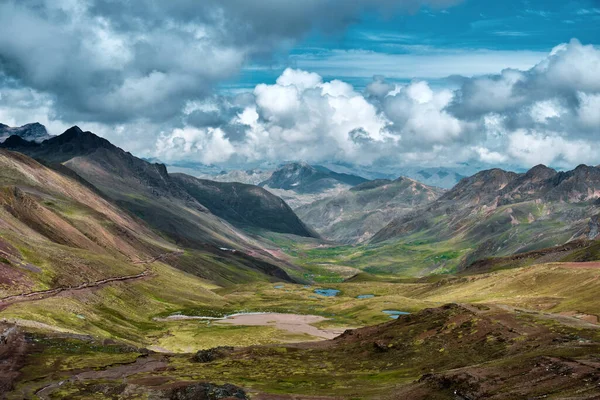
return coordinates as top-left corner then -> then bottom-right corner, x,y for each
0,125 -> 599,399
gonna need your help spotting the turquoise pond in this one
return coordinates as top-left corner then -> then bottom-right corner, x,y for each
314,289 -> 340,297
382,310 -> 410,319
357,294 -> 375,299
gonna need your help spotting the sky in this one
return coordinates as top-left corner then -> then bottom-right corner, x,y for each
0,0 -> 599,171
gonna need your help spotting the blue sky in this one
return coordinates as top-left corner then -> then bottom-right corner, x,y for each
227,0 -> 600,91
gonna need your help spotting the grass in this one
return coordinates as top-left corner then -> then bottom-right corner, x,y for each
14,297 -> 600,399
6,257 -> 600,399
154,323 -> 317,352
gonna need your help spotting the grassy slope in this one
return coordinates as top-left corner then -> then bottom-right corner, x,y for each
267,199 -> 593,279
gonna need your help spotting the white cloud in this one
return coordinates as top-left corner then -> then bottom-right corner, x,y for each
507,130 -> 596,167
529,99 -> 564,123
254,83 -> 302,123
276,69 -> 322,91
534,40 -> 600,92
156,127 -> 235,164
473,146 -> 508,164
384,81 -> 465,144
577,92 -> 600,129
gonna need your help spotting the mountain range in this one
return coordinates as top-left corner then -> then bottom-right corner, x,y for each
1,123 -> 600,399
0,126 -> 323,287
176,161 -> 490,189
370,164 -> 600,270
4,124 -> 599,275
296,177 -> 444,243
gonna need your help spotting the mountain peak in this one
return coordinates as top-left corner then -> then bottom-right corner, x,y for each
441,168 -> 518,203
261,162 -> 367,193
524,164 -> 557,180
62,126 -> 84,138
574,164 -> 593,171
48,126 -> 112,149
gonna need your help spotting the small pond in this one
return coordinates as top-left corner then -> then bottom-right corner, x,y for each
382,310 -> 410,319
357,294 -> 375,299
314,288 -> 340,297
274,285 -> 284,289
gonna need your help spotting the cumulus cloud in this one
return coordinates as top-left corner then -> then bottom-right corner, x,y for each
155,40 -> 600,170
443,39 -> 600,167
383,81 -> 468,146
156,127 -> 235,165
507,130 -> 597,166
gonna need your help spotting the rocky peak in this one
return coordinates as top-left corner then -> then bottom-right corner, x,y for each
61,125 -> 84,138
260,162 -> 367,193
524,164 -> 557,181
442,168 -> 518,202
45,126 -> 113,152
0,122 -> 51,143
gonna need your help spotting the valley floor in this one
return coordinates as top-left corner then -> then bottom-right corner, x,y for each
2,257 -> 600,399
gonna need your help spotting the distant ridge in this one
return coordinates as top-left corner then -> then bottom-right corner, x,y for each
259,162 -> 368,194
0,122 -> 52,143
370,163 -> 600,270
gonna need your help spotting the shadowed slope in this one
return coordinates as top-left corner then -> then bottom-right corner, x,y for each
171,173 -> 316,237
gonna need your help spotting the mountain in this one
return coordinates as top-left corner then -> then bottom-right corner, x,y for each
170,173 -> 315,237
296,177 -> 444,243
371,164 -> 600,269
0,148 -> 179,295
0,126 -> 320,282
0,148 -> 296,289
259,162 -> 367,194
411,167 -> 467,189
0,122 -> 52,143
256,162 -> 369,208
1,127 -> 314,239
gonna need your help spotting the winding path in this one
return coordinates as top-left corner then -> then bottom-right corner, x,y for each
0,251 -> 182,309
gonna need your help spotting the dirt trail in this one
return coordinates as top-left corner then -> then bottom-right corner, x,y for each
0,251 -> 182,309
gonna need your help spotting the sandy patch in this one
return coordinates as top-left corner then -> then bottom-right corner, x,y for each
215,313 -> 345,339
